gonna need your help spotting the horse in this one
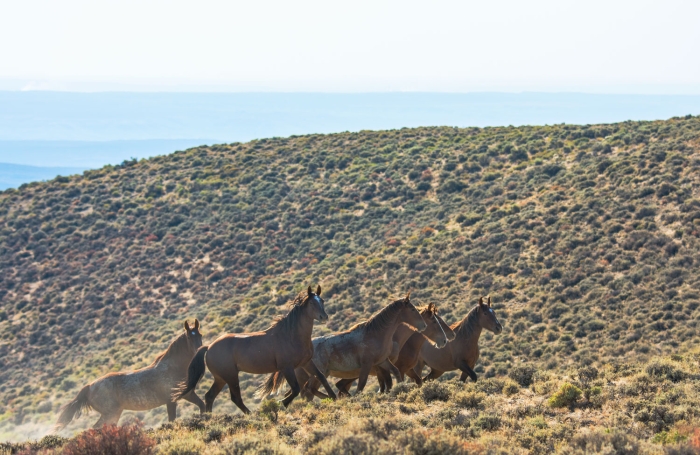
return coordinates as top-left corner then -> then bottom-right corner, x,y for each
261,293 -> 428,400
411,296 -> 502,384
173,286 -> 336,414
334,302 -> 456,395
55,320 -> 205,429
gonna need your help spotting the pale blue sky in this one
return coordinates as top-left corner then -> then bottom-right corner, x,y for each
1,0 -> 699,93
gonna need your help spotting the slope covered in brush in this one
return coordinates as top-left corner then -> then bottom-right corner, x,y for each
1,116 -> 699,437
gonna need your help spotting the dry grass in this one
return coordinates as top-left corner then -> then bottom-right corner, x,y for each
4,354 -> 700,454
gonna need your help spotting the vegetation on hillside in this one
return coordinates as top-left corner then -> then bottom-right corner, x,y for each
1,116 -> 700,443
3,354 -> 700,454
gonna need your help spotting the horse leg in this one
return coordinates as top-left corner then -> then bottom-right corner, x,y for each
405,368 -> 423,386
422,368 -> 444,382
355,364 -> 373,394
227,372 -> 251,414
93,409 -> 122,428
304,360 -> 337,400
204,377 -> 226,413
182,390 -> 206,414
280,368 -> 301,408
375,366 -> 392,393
413,359 -> 425,380
457,360 -> 478,382
166,402 -> 177,422
304,377 -> 330,400
334,378 -> 354,397
379,359 -> 402,384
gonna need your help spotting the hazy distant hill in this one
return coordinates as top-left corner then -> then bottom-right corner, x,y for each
0,163 -> 86,190
2,91 -> 699,142
1,116 -> 700,440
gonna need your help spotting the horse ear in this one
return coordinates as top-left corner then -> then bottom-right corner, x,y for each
429,302 -> 435,313
184,320 -> 191,332
487,296 -> 491,307
478,297 -> 484,307
307,285 -> 313,296
405,291 -> 411,301
316,285 -> 322,296
194,319 -> 200,330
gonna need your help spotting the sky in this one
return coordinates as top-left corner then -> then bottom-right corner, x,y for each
1,0 -> 699,93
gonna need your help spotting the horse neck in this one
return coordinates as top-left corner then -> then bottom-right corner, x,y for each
392,323 -> 418,347
275,304 -> 315,344
405,330 -> 429,351
453,307 -> 483,346
364,301 -> 405,342
153,335 -> 193,371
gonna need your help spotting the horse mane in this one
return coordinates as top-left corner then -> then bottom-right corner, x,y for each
451,305 -> 480,339
149,332 -> 190,366
350,298 -> 406,334
267,290 -> 311,332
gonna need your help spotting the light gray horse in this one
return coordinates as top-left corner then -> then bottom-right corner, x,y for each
56,320 -> 204,429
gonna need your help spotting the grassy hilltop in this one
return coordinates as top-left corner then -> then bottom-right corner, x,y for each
1,116 -> 700,448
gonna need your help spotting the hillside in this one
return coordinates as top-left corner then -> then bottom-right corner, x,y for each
1,116 -> 700,441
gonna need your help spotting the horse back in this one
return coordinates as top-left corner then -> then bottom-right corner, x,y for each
312,329 -> 374,374
207,331 -> 307,375
88,366 -> 176,412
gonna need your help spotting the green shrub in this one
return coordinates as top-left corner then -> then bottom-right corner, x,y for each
473,413 -> 501,430
548,383 -> 582,408
646,361 -> 686,383
652,430 -> 687,445
565,431 -> 641,455
260,398 -> 281,422
419,381 -> 451,403
306,431 -> 378,455
503,379 -> 520,396
508,366 -> 536,387
454,391 -> 485,409
223,435 -> 293,455
396,429 -> 474,455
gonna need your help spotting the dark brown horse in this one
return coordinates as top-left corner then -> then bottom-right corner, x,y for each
174,286 -> 335,414
411,296 -> 502,384
56,320 -> 204,429
334,303 -> 456,394
262,293 -> 427,400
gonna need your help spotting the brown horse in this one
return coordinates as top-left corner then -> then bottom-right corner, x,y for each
174,286 -> 335,414
411,296 -> 502,384
262,293 -> 427,400
56,320 -> 204,429
334,303 -> 456,394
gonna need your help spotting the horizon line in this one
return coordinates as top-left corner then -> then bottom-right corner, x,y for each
2,90 -> 700,97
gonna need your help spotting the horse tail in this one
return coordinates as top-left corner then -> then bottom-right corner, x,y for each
55,384 -> 91,430
172,346 -> 208,401
257,371 -> 287,398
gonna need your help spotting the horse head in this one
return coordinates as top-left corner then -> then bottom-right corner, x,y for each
420,303 -> 456,348
304,285 -> 328,322
400,292 -> 428,332
476,297 -> 502,334
184,319 -> 203,353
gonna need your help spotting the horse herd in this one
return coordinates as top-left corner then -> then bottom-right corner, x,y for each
56,286 -> 503,429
